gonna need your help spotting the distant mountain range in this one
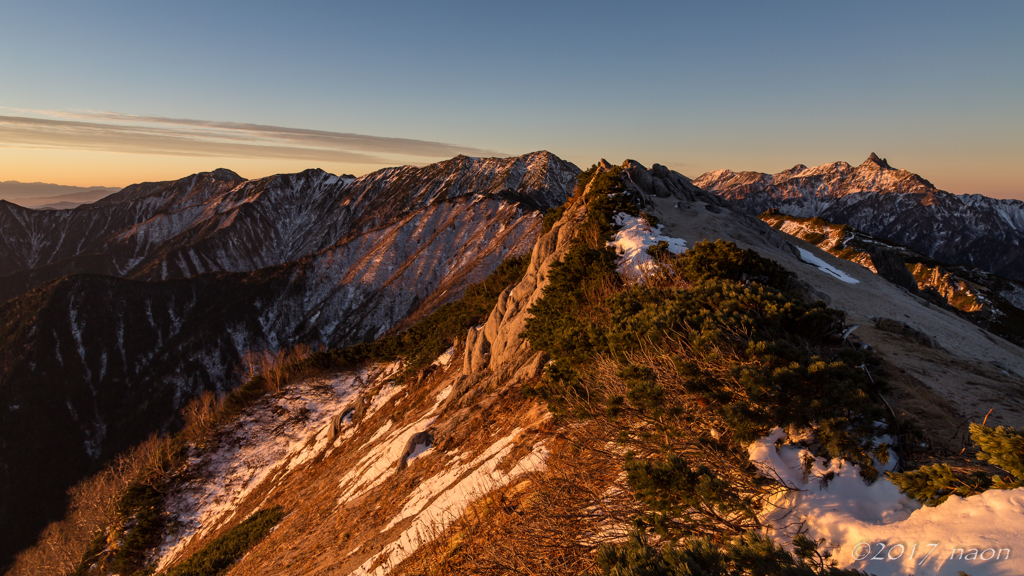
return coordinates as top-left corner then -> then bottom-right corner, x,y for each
0,181 -> 121,209
694,153 -> 1024,281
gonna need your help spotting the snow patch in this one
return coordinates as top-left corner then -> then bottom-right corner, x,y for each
750,427 -> 1023,576
796,247 -> 859,284
356,430 -> 549,576
607,213 -> 687,278
153,372 -> 361,570
432,346 -> 455,367
406,440 -> 432,462
334,383 -> 450,504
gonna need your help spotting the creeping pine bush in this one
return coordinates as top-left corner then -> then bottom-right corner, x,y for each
542,205 -> 567,233
596,530 -> 864,576
888,422 -> 1024,506
671,239 -> 792,289
526,241 -> 886,480
165,507 -> 283,576
521,165 -> 890,564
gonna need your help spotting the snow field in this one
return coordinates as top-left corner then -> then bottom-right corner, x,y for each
153,370 -> 368,570
353,427 -> 549,576
749,427 -> 1024,576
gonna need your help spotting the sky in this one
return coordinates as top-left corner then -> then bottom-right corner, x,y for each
0,1 -> 1021,199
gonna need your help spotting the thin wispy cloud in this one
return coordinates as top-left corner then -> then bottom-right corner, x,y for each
0,109 -> 506,163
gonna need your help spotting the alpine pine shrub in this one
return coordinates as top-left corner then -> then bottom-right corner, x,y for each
888,422 -> 1022,505
971,422 -> 1024,489
886,463 -> 992,506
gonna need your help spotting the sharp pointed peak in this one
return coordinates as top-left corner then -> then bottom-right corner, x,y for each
862,153 -> 892,169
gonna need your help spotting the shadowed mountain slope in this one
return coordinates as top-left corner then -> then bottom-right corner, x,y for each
0,152 -> 576,303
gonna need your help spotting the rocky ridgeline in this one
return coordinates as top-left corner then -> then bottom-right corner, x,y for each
0,152 -> 577,303
695,154 -> 1024,281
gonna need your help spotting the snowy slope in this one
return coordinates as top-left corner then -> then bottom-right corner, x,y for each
750,428 -> 1024,576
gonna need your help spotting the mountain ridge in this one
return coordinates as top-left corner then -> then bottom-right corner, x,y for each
0,151 -> 575,303
0,151 -> 578,568
694,154 -> 1024,281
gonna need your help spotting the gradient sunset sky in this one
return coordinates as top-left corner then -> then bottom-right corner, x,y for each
1,1 -> 1021,199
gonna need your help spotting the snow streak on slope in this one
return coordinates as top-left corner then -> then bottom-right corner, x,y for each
146,340 -> 552,576
796,247 -> 859,284
749,428 -> 1024,576
350,429 -> 549,576
153,368 -> 386,570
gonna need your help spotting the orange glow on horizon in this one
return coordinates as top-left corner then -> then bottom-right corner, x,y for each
1,146 -> 1022,201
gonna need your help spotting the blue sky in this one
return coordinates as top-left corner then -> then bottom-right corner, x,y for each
1,0 -> 1021,199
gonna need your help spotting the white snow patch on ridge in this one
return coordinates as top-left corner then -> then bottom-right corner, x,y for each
153,371 -> 365,570
608,213 -> 687,278
749,427 -> 1024,576
432,346 -> 455,367
355,428 -> 549,576
336,383 -> 451,503
796,247 -> 859,284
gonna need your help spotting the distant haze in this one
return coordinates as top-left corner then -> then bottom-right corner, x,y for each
0,181 -> 120,209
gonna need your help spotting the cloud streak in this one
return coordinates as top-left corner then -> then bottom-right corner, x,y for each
0,111 -> 506,164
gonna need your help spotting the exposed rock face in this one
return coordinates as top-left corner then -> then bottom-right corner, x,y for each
868,247 -> 919,293
694,154 -> 1024,281
0,152 -> 578,303
463,159 -> 731,379
463,195 -> 583,378
908,263 -> 985,312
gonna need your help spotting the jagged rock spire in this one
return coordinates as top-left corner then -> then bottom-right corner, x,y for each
864,153 -> 892,169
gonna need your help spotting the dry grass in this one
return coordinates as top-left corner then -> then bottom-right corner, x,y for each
409,442 -> 625,576
240,343 -> 314,393
4,433 -> 175,576
180,390 -> 226,446
5,344 -> 315,576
